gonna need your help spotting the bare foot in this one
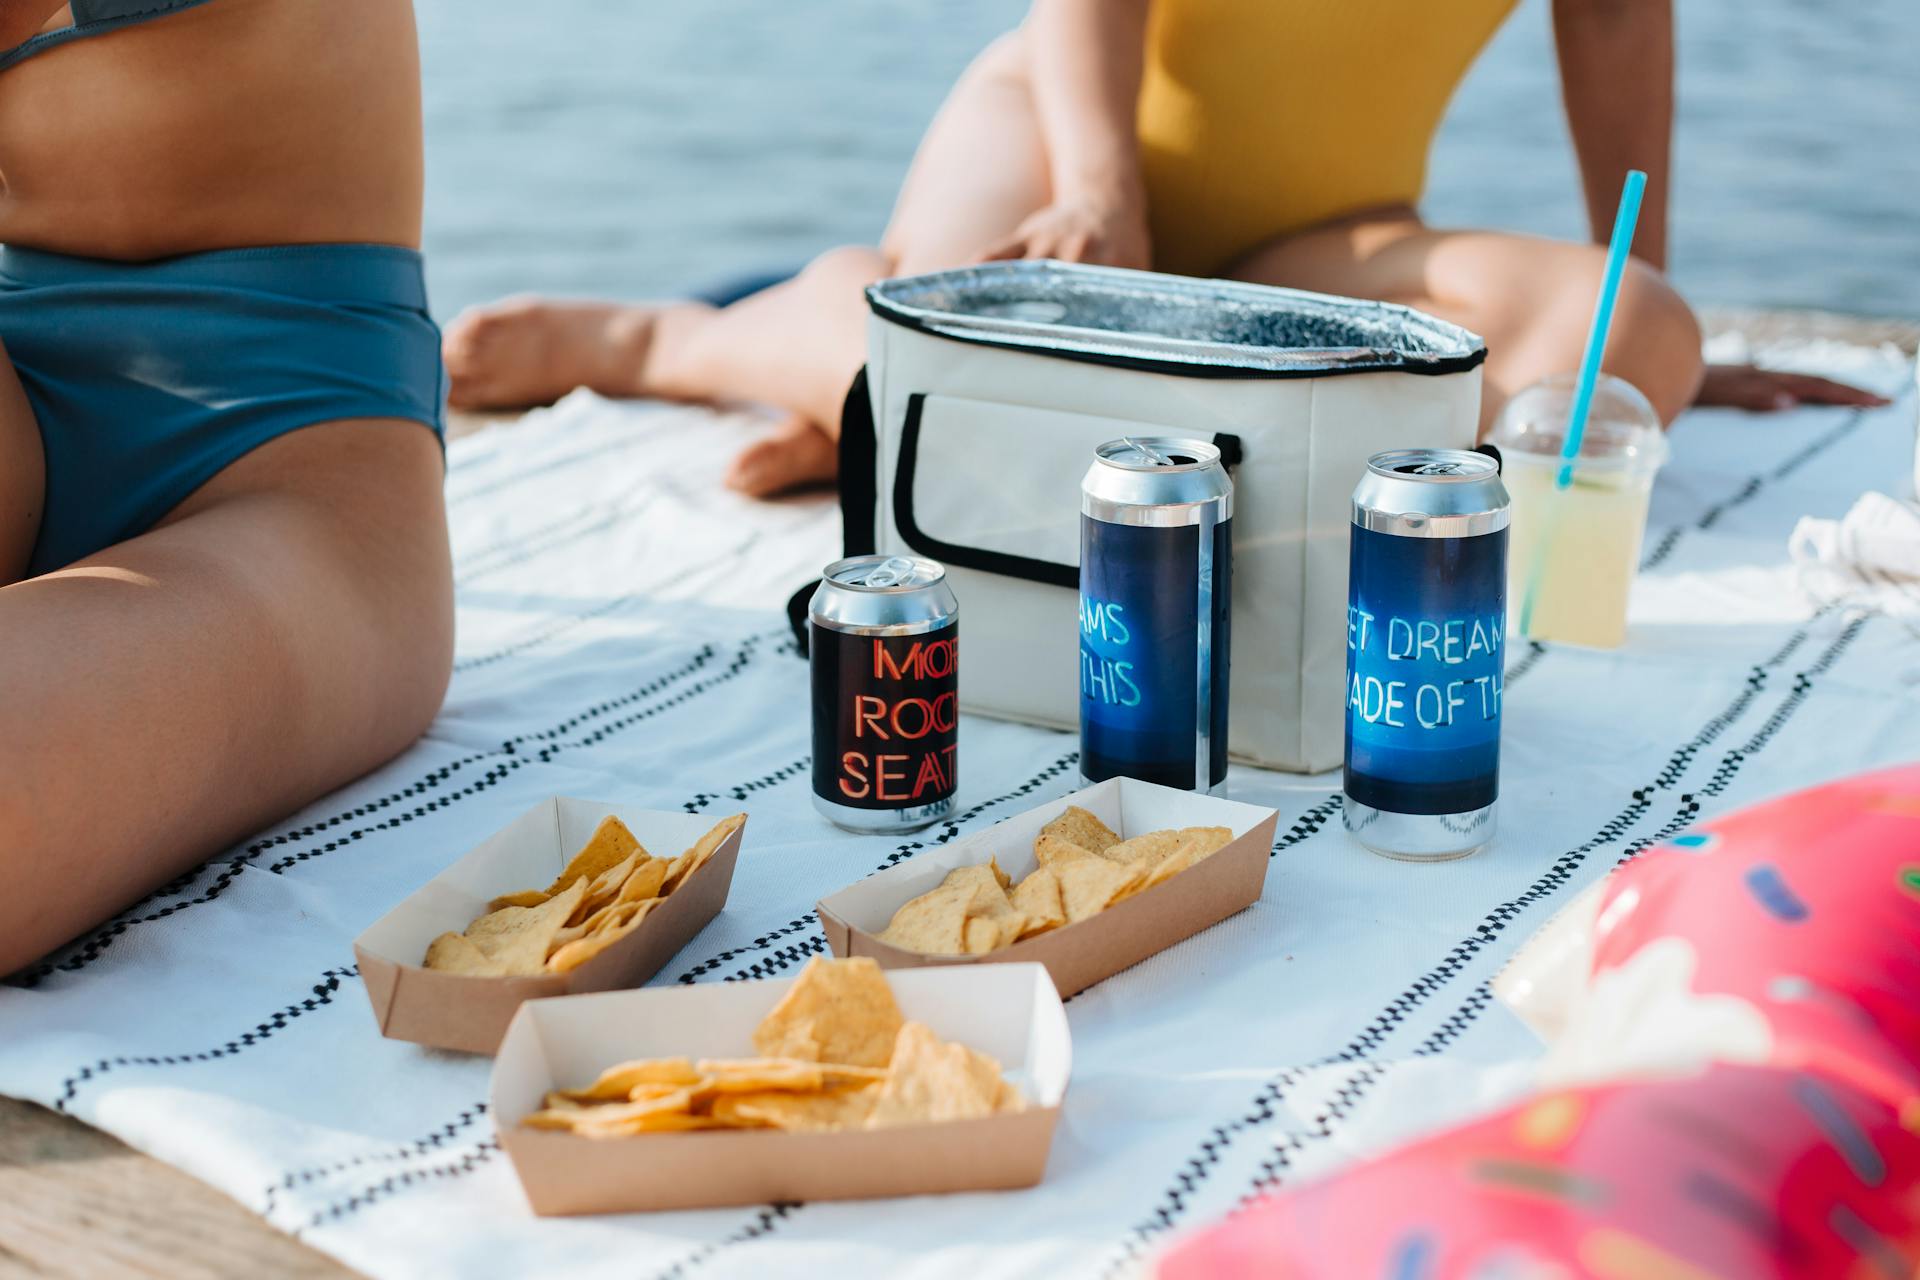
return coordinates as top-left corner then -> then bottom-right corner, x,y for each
725,416 -> 839,497
442,296 -> 665,410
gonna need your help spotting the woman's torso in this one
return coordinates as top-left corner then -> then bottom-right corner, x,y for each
1137,0 -> 1519,276
0,0 -> 422,260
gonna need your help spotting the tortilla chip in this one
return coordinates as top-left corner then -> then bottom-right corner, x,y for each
943,862 -> 1007,900
614,856 -> 670,906
521,1106 -> 591,1131
545,898 -> 659,973
584,897 -> 657,937
575,1111 -> 730,1136
879,862 -> 1022,956
487,889 -> 550,912
569,849 -> 645,925
1039,805 -> 1119,854
526,1085 -> 694,1131
876,879 -> 974,955
463,878 -> 587,975
1034,834 -> 1103,869
1140,827 -> 1234,890
662,813 -> 745,895
565,1092 -> 718,1138
541,815 -> 644,897
1102,829 -> 1186,866
751,956 -> 905,1069
1009,866 -> 1066,938
552,1056 -> 702,1103
1055,855 -> 1139,923
712,1084 -> 880,1133
422,931 -> 507,975
867,1021 -> 1004,1128
692,1058 -> 826,1095
963,914 -> 1007,954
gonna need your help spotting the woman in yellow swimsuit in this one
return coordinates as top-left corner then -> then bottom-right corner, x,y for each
444,0 -> 1888,495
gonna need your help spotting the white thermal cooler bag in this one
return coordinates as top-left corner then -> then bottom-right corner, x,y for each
839,261 -> 1487,773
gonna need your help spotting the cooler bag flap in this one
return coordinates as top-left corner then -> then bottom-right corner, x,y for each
892,393 -> 1154,588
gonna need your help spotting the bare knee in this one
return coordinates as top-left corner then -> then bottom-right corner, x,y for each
797,245 -> 893,296
1491,247 -> 1703,427
1606,258 -> 1704,422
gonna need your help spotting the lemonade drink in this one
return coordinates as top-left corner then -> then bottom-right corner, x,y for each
1491,374 -> 1668,650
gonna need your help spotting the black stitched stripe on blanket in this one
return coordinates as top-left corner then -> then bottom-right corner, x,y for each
1639,405 -> 1870,572
453,589 -> 651,673
16,631 -> 782,987
261,1103 -> 490,1223
1095,614 -> 1869,1272
681,756 -> 812,814
303,1140 -> 503,1234
1227,614 -> 1870,1208
53,968 -> 359,1112
649,1203 -> 802,1280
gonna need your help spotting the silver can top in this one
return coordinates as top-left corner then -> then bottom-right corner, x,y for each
812,555 -> 958,636
827,554 -> 945,590
1352,448 -> 1509,539
1093,436 -> 1222,471
1084,436 -> 1233,527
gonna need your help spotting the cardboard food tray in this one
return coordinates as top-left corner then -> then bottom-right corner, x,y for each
354,798 -> 744,1055
817,777 -> 1279,997
491,962 -> 1070,1214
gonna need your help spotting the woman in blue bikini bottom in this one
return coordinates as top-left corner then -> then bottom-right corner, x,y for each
0,0 -> 451,973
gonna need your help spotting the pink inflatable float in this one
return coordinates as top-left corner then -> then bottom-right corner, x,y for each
1162,762 -> 1920,1278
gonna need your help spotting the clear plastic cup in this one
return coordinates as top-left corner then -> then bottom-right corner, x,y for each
1491,373 -> 1669,649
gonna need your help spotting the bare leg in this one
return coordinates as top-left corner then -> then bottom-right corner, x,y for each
1223,210 -> 1705,430
0,417 -> 452,974
442,32 -> 1052,495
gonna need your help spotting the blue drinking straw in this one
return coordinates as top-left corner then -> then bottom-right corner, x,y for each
1518,169 -> 1648,637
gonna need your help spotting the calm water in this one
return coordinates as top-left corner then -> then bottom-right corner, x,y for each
418,0 -> 1919,323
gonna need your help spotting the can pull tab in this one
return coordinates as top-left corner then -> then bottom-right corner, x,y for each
861,556 -> 918,588
1120,435 -> 1174,467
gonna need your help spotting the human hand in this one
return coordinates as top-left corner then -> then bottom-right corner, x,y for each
1695,363 -> 1891,412
980,195 -> 1151,271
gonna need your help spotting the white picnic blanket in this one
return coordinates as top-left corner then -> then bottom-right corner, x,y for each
2,342 -> 1916,1280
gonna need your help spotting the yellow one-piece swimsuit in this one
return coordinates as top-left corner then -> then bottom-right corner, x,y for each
1137,0 -> 1520,278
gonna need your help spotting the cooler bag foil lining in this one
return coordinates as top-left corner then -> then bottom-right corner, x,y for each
866,261 -> 1487,376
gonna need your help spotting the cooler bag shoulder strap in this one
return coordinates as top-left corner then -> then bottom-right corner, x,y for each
838,366 -> 878,557
892,393 -> 1079,590
789,367 -> 881,659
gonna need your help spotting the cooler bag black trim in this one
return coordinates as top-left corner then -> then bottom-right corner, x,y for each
787,369 -> 880,657
866,293 -> 1488,381
837,367 -> 879,558
889,392 -> 1243,591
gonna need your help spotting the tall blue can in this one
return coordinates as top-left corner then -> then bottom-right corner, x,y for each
1080,437 -> 1233,793
1344,449 -> 1509,860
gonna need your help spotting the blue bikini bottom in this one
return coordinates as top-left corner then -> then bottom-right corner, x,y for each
0,242 -> 445,576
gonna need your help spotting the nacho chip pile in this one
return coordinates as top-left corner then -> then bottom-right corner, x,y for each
423,813 -> 744,976
521,957 -> 1024,1137
876,806 -> 1233,955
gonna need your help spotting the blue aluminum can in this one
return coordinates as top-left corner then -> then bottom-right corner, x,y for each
1080,437 -> 1233,793
1344,449 -> 1509,860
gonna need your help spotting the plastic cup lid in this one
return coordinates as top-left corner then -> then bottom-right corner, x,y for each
1490,372 -> 1669,473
